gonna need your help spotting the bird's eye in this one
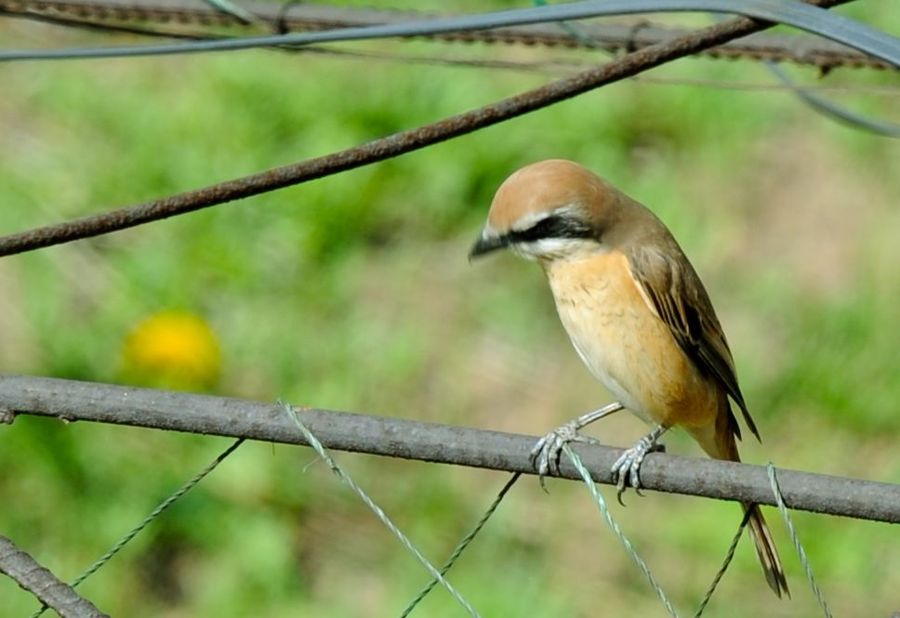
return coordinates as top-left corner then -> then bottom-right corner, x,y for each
513,215 -> 593,243
515,216 -> 559,241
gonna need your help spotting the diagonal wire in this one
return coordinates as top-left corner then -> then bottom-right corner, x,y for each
564,441 -> 758,617
400,472 -> 522,617
562,444 -> 680,618
281,402 -> 480,618
532,0 -> 613,53
30,437 -> 245,618
543,0 -> 900,139
764,61 -> 900,138
0,0 -> 898,65
692,508 -> 752,618
767,463 -> 833,618
709,12 -> 900,139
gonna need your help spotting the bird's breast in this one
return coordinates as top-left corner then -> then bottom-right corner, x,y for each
544,250 -> 718,428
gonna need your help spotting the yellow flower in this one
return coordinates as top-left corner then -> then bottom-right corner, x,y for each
122,311 -> 221,390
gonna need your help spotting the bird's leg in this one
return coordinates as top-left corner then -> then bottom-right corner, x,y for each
530,402 -> 625,491
611,424 -> 668,505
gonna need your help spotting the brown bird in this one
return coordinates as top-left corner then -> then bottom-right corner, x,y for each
469,159 -> 789,598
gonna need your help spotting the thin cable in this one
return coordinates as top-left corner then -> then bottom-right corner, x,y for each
400,472 -> 521,617
8,10 -> 899,96
6,1 -> 893,70
692,508 -> 752,618
532,0 -> 613,53
29,437 -> 245,618
8,6 -> 898,98
712,11 -> 900,139
0,0 -> 898,66
562,444 -> 680,618
767,463 -> 833,618
765,61 -> 900,137
10,8 -> 898,96
281,402 -> 480,618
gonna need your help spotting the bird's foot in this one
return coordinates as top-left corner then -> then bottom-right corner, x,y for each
529,402 -> 625,492
611,425 -> 667,505
530,422 -> 600,492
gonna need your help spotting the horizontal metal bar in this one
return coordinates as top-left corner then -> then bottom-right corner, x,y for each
0,375 -> 897,523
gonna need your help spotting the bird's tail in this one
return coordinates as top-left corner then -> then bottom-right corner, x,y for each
744,502 -> 790,598
690,401 -> 790,599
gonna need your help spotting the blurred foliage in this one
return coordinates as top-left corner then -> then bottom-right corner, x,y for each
0,3 -> 899,617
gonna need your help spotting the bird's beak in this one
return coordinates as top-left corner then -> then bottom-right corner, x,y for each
469,230 -> 510,260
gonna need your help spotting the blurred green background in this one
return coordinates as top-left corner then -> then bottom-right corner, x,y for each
1,2 -> 898,616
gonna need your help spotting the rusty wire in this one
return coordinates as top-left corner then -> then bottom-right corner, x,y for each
7,7 -> 900,100
8,5 -> 900,95
0,0 -> 857,256
0,0 -> 894,70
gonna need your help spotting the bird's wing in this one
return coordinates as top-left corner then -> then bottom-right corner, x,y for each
627,245 -> 760,441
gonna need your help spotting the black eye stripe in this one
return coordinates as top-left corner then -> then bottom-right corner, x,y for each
510,215 -> 594,243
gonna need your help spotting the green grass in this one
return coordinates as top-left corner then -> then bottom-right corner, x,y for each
1,5 -> 899,617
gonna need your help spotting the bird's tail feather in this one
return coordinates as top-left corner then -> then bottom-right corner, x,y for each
689,400 -> 790,599
744,503 -> 790,598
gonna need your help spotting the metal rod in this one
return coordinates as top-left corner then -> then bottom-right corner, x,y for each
0,536 -> 109,618
1,374 -> 897,524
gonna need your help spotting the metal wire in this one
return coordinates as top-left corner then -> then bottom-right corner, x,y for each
281,403 -> 480,618
768,463 -> 833,618
29,437 -> 245,618
0,0 -> 898,64
2,0 -> 895,70
691,508 -> 752,617
400,473 -> 522,617
563,444 -> 680,617
7,10 -> 899,97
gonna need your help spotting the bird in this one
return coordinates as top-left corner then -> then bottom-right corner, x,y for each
469,159 -> 789,598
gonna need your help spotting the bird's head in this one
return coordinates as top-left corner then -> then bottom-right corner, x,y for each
470,159 -> 624,263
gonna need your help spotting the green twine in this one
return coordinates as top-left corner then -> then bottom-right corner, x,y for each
692,508 -> 752,617
282,402 -> 480,618
30,437 -> 245,618
562,444 -> 681,618
400,472 -> 522,617
768,463 -> 832,618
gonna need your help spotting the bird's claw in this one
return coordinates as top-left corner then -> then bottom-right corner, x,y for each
611,435 -> 665,506
530,421 -> 599,492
